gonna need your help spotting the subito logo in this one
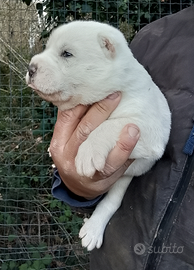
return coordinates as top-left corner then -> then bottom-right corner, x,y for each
134,243 -> 146,255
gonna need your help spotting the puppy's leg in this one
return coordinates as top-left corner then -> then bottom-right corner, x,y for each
75,118 -> 133,178
79,175 -> 133,251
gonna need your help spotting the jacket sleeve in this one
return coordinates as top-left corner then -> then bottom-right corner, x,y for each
52,169 -> 106,214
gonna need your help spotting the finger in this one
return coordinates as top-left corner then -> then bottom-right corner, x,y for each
102,124 -> 140,175
93,159 -> 134,194
67,92 -> 122,157
49,105 -> 88,159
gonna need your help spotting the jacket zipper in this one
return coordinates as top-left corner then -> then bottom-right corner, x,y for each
145,154 -> 194,270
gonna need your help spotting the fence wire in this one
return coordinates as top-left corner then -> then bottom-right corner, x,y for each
0,0 -> 193,269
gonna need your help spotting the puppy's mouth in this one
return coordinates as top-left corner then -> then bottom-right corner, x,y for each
28,83 -> 71,103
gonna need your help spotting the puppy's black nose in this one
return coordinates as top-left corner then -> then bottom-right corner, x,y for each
28,64 -> 37,77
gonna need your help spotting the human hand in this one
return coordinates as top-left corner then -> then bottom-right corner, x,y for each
49,92 -> 140,199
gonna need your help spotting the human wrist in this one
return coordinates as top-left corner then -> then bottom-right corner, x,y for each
52,169 -> 106,213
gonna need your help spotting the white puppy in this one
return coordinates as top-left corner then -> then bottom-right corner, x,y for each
26,21 -> 171,251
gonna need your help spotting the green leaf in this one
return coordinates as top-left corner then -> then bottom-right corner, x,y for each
8,234 -> 17,242
9,261 -> 16,270
32,260 -> 44,270
65,209 -> 72,218
58,215 -> 68,223
19,264 -> 28,270
50,199 -> 58,208
42,254 -> 52,265
32,250 -> 41,259
1,263 -> 8,270
33,176 -> 39,182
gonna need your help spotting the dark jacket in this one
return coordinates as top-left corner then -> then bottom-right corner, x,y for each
90,7 -> 194,270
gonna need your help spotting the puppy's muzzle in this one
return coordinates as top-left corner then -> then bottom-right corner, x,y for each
28,64 -> 37,78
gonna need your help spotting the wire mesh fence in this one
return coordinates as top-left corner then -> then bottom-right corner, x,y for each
0,0 -> 193,269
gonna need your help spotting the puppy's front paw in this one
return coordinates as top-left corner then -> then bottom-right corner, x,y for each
79,217 -> 104,251
75,140 -> 107,177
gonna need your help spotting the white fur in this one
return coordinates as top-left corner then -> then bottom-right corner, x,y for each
26,21 -> 171,251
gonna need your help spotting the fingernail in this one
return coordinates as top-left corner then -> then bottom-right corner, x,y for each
106,92 -> 120,100
128,126 -> 140,138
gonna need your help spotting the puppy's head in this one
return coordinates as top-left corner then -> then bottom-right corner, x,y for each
26,21 -> 130,110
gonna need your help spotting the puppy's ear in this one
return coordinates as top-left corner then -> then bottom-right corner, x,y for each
98,34 -> 116,59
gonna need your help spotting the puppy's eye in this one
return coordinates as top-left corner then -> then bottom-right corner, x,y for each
62,51 -> 73,57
